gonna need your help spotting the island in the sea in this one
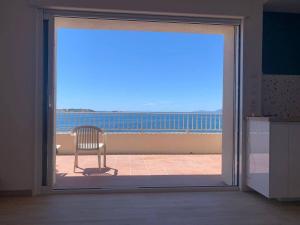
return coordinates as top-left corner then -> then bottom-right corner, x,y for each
56,108 -> 95,112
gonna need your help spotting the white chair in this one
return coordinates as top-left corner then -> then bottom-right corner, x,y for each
72,126 -> 106,172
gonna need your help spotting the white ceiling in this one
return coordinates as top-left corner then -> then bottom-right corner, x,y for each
264,0 -> 300,13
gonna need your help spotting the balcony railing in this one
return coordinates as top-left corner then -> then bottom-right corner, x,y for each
56,111 -> 222,133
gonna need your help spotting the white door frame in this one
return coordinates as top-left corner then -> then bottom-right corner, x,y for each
33,9 -> 243,195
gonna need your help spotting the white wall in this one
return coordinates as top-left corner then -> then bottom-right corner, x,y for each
0,0 -> 265,192
0,0 -> 37,191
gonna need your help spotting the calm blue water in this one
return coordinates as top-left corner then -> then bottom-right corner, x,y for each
56,112 -> 222,133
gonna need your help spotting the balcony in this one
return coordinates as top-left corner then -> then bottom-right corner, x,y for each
55,111 -> 224,188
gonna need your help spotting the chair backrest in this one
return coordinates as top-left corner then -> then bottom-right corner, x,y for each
72,126 -> 103,150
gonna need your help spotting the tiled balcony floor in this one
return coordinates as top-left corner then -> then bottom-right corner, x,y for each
55,154 -> 226,189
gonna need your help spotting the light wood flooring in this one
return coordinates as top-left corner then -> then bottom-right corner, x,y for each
1,191 -> 300,225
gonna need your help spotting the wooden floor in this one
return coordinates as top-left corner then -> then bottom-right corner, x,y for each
55,154 -> 224,189
1,191 -> 300,225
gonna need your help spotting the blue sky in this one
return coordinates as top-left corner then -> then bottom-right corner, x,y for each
57,28 -> 224,112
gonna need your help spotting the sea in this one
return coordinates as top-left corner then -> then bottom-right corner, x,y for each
56,112 -> 222,133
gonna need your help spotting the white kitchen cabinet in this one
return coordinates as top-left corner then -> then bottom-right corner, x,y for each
246,117 -> 300,199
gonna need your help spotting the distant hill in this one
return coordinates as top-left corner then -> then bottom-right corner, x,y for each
194,109 -> 222,113
57,109 -> 95,112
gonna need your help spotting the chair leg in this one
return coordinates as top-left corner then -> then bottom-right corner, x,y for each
103,145 -> 106,167
74,152 -> 78,173
98,150 -> 101,172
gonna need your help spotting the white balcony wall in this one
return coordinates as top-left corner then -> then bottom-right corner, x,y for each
56,133 -> 222,155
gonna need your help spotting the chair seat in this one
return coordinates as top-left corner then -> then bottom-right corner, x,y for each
77,143 -> 105,150
98,143 -> 104,148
